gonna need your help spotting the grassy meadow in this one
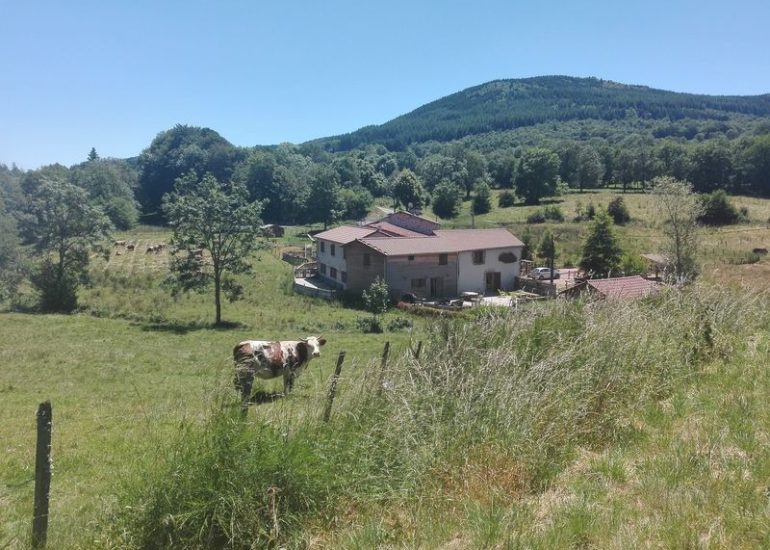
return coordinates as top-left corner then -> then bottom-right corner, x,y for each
2,190 -> 770,548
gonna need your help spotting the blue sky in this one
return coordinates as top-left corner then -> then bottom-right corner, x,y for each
2,0 -> 769,169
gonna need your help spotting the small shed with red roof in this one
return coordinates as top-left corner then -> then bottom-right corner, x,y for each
560,275 -> 660,300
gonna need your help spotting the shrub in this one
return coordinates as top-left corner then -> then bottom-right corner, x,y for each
543,205 -> 565,222
357,316 -> 384,333
387,316 -> 413,332
607,196 -> 631,225
697,190 -> 741,226
498,190 -> 516,208
526,206 -> 564,224
526,211 -> 546,224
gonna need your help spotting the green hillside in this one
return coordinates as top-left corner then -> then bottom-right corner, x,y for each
316,76 -> 770,151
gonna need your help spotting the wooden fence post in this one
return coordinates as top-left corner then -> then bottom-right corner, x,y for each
323,351 -> 346,422
32,401 -> 52,548
413,341 -> 423,360
377,341 -> 391,392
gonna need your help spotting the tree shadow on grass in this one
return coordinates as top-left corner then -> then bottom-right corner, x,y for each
137,319 -> 247,334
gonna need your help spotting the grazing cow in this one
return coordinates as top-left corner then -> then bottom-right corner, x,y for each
113,240 -> 126,246
233,337 -> 327,401
126,242 -> 136,251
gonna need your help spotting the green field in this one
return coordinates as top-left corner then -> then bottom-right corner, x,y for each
3,194 -> 770,548
1,243 -> 420,548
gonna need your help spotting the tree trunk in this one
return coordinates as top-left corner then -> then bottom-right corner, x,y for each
213,265 -> 222,325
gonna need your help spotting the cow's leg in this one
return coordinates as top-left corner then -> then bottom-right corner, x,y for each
234,365 -> 255,413
283,371 -> 295,395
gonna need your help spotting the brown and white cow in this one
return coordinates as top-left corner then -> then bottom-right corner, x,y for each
233,336 -> 327,401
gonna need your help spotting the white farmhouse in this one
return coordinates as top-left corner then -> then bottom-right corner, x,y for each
312,211 -> 523,300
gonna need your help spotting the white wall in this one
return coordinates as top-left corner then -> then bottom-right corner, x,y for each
457,246 -> 522,294
317,240 -> 349,288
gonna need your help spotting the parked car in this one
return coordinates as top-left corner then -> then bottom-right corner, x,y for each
531,267 -> 560,280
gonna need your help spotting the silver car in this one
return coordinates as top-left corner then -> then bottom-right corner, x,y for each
531,267 -> 560,280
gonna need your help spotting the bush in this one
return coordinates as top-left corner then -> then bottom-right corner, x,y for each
543,205 -> 565,222
607,196 -> 631,225
527,206 -> 564,224
386,316 -> 413,331
697,190 -> 742,226
526,211 -> 546,224
357,316 -> 383,333
498,190 -> 516,207
30,259 -> 79,312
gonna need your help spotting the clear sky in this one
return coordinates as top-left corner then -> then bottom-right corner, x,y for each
2,0 -> 769,169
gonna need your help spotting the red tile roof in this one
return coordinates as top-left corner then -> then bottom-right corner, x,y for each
434,229 -> 524,249
314,226 -> 380,244
359,228 -> 523,256
586,275 -> 659,299
365,221 -> 426,237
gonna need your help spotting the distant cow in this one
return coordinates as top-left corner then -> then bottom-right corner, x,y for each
126,242 -> 136,251
233,336 -> 327,401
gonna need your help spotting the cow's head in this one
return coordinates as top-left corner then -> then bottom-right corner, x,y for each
301,336 -> 327,358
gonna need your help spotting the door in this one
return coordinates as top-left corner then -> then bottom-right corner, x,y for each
430,277 -> 443,298
485,272 -> 501,294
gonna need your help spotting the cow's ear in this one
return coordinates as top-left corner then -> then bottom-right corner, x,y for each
318,338 -> 327,346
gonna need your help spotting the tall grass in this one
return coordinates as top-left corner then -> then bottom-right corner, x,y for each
110,285 -> 763,548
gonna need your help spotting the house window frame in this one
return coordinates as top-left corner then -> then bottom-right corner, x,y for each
438,253 -> 448,266
331,243 -> 336,257
330,267 -> 337,279
363,253 -> 371,267
320,241 -> 325,253
472,250 -> 485,265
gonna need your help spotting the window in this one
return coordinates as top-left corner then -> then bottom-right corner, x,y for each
408,255 -> 415,261
411,278 -> 425,289
330,267 -> 337,279
319,263 -> 326,275
331,244 -> 336,256
363,253 -> 371,267
341,271 -> 347,283
472,250 -> 485,265
438,254 -> 448,266
320,241 -> 325,253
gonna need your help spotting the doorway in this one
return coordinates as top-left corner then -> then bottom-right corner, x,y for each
430,277 -> 444,298
485,272 -> 501,294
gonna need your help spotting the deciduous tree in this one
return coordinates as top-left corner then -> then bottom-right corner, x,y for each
515,148 -> 560,205
24,178 -> 111,311
163,173 -> 263,325
431,180 -> 463,219
652,176 -> 701,282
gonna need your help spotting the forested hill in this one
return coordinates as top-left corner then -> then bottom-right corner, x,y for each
315,76 -> 770,151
